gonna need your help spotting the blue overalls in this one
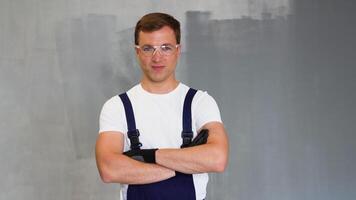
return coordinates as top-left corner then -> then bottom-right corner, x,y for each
119,88 -> 198,200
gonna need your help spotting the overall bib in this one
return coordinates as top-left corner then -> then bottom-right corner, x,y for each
119,88 -> 198,200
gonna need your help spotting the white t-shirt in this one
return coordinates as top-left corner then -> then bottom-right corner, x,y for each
99,82 -> 222,200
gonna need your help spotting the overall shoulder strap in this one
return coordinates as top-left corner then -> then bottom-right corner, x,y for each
181,88 -> 198,148
118,93 -> 142,150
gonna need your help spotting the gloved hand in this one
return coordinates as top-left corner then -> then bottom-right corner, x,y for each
183,129 -> 209,148
123,148 -> 158,163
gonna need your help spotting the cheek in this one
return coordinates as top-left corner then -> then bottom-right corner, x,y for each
168,56 -> 178,65
138,57 -> 150,66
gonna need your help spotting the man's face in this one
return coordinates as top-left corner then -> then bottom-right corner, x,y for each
136,26 -> 180,84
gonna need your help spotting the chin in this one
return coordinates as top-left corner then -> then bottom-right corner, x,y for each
150,75 -> 170,83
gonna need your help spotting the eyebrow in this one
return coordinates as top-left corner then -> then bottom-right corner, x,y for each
140,43 -> 174,47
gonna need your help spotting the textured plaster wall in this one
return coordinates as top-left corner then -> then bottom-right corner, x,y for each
1,0 -> 355,199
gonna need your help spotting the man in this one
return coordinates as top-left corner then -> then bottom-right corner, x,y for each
95,13 -> 228,200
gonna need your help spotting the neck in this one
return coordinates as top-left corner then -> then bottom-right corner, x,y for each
140,79 -> 179,94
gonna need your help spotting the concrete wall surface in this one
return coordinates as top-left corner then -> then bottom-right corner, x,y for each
0,0 -> 355,199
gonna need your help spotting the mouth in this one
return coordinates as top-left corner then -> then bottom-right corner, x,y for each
152,65 -> 165,70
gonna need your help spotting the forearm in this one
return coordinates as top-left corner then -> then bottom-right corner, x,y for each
98,153 -> 175,184
155,143 -> 227,174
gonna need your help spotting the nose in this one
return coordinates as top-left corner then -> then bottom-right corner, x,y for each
151,48 -> 163,62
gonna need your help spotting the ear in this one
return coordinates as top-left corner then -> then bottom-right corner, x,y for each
134,46 -> 140,55
177,44 -> 182,58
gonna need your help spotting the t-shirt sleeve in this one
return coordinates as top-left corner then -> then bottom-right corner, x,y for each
193,91 -> 223,131
99,96 -> 127,134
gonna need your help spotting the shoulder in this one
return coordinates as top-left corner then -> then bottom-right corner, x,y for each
125,84 -> 141,95
193,90 -> 220,113
179,83 -> 208,98
180,84 -> 220,110
102,95 -> 122,110
101,83 -> 140,113
182,85 -> 217,106
185,85 -> 222,127
99,95 -> 125,125
178,83 -> 218,105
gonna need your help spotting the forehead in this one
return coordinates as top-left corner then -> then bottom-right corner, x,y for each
138,26 -> 176,45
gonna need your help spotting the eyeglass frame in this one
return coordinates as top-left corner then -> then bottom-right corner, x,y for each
135,44 -> 180,57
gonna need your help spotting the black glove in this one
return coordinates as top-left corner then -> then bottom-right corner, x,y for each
123,148 -> 158,163
183,129 -> 209,148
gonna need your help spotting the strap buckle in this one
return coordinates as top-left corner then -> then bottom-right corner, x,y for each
127,129 -> 142,150
181,131 -> 193,148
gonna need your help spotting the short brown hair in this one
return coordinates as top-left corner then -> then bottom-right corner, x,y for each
134,13 -> 181,45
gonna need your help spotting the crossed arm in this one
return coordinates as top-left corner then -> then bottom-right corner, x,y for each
95,121 -> 229,184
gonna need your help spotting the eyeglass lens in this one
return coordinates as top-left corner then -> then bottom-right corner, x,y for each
139,44 -> 177,56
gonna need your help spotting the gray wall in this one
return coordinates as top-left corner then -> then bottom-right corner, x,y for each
1,0 -> 355,199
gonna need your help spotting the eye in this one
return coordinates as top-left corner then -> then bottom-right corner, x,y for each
141,45 -> 154,52
161,44 -> 174,52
